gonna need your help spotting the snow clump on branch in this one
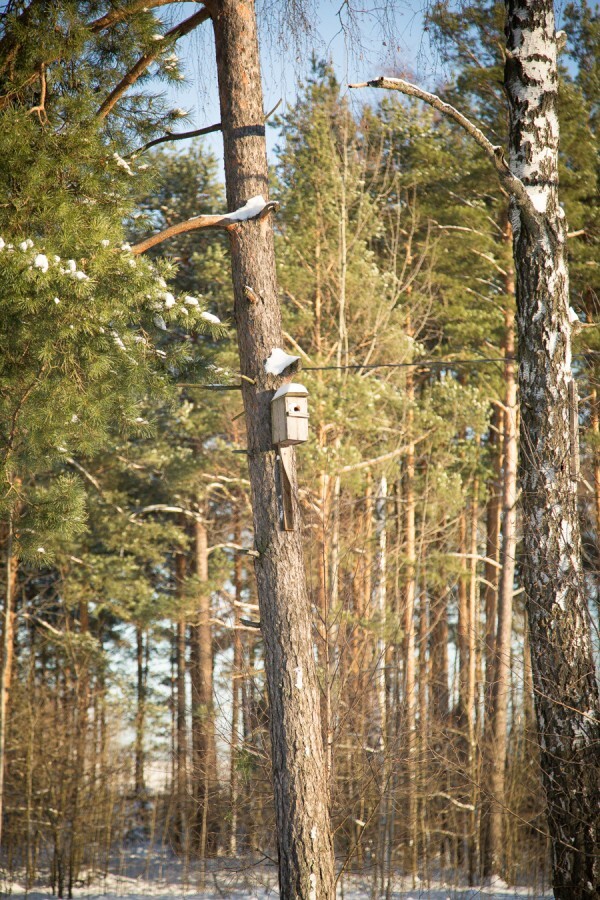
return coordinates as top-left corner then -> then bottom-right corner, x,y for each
222,195 -> 268,222
264,348 -> 300,375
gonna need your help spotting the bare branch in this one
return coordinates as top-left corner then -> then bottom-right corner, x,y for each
339,431 -> 432,474
130,504 -> 203,521
207,542 -> 259,557
129,121 -> 222,158
96,8 -> 210,120
26,62 -> 47,123
349,77 -> 540,228
131,200 -> 279,255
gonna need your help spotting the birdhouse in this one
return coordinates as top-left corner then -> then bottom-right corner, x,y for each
271,383 -> 309,447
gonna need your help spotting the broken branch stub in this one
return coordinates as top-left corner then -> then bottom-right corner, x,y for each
131,199 -> 279,255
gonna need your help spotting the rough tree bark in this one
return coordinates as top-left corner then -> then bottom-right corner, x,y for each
504,4 -> 600,894
207,1 -> 335,896
351,3 -> 600,893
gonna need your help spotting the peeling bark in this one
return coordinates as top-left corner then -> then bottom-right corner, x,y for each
504,2 -> 600,895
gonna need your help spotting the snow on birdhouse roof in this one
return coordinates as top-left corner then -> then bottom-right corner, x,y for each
272,383 -> 308,401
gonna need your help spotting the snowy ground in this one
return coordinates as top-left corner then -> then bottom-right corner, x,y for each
0,872 -> 554,899
2,846 -> 553,899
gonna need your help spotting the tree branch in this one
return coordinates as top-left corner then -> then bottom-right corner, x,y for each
130,200 -> 279,255
96,8 -> 210,120
88,0 -> 183,33
349,77 -> 541,228
130,504 -> 203,521
129,121 -> 222,157
339,431 -> 432,474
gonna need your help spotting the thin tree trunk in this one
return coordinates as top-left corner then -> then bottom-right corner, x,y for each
230,511 -> 244,855
210,2 -> 335,894
467,485 -> 479,885
403,398 -> 418,880
0,510 -> 17,848
482,301 -> 519,881
484,407 -> 503,701
505,3 -> 600,894
590,384 -> 600,618
373,475 -> 388,897
190,517 -> 216,867
175,551 -> 188,852
135,626 -> 145,796
457,509 -> 469,722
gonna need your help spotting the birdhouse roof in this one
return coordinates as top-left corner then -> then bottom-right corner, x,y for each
271,382 -> 308,401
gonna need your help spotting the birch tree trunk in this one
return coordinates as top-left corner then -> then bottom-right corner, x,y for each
209,2 -> 335,895
504,3 -> 600,894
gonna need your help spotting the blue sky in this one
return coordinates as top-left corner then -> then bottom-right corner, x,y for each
161,1 -> 431,172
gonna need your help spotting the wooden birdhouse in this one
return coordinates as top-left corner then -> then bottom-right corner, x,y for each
271,383 -> 309,447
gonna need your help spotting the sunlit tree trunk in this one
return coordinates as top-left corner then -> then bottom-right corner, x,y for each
482,302 -> 518,881
230,511 -> 244,855
403,377 -> 418,880
504,2 -> 600,894
0,510 -> 17,848
175,550 -> 188,851
210,1 -> 335,894
190,517 -> 216,868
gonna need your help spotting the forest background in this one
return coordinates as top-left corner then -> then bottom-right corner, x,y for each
0,1 -> 598,898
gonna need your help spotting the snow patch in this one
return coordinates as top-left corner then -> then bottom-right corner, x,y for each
272,382 -> 308,401
265,348 -> 300,375
33,254 -> 49,273
113,152 -> 135,177
200,311 -> 221,324
222,195 -> 268,222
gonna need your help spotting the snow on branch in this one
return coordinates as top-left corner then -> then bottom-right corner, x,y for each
349,77 -> 541,229
131,196 -> 279,255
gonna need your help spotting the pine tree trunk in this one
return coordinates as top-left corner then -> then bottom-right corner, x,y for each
483,410 -> 503,696
230,511 -> 244,855
0,512 -> 17,848
505,3 -> 600,894
457,509 -> 469,721
403,425 -> 418,879
482,309 -> 518,880
210,2 -> 335,895
175,551 -> 188,852
190,517 -> 216,862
